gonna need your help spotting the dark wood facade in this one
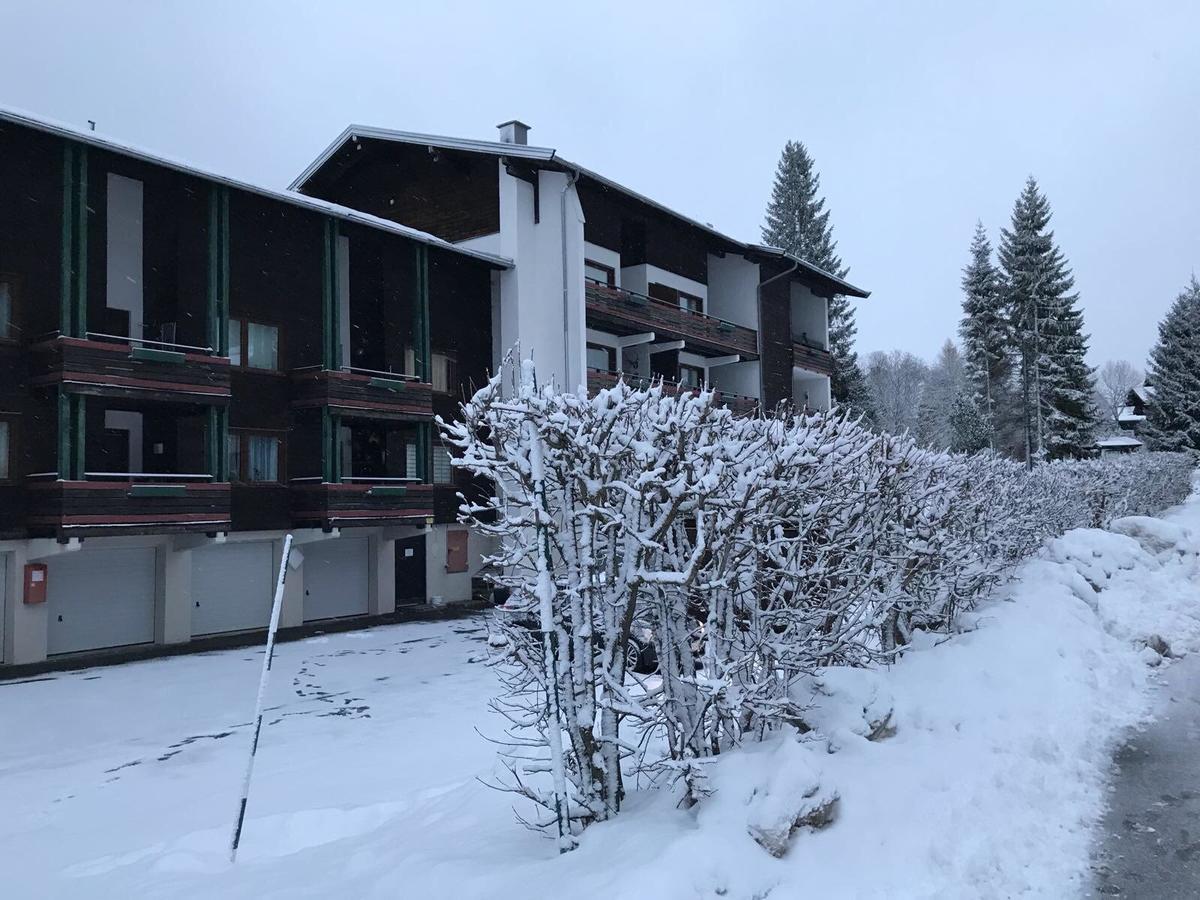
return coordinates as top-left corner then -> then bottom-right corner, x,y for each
0,117 -> 499,540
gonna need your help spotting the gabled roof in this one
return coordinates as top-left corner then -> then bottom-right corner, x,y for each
0,105 -> 511,270
1132,384 -> 1156,404
291,123 -> 870,299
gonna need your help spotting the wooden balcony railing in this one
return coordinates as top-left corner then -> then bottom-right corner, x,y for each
290,480 -> 434,529
30,335 -> 231,403
584,282 -> 759,359
290,367 -> 434,420
26,478 -> 231,537
586,369 -> 759,417
792,341 -> 835,376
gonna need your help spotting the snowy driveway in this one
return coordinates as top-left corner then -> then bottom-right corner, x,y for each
0,616 -> 553,899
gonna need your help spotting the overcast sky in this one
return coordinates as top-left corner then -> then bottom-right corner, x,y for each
2,1 -> 1196,369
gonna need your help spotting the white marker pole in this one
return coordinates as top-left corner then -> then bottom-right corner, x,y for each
230,532 -> 293,863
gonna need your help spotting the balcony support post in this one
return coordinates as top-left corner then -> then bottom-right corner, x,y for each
321,218 -> 340,371
207,185 -> 230,355
207,406 -> 228,481
60,142 -> 89,339
412,244 -> 431,382
72,394 -> 85,481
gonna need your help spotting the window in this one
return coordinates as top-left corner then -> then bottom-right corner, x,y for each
0,278 -> 14,341
227,318 -> 279,370
584,259 -> 615,286
247,435 -> 280,482
0,420 -> 9,479
679,364 -> 704,389
228,319 -> 242,366
431,352 -> 455,393
225,433 -> 241,480
648,282 -> 704,314
679,291 -> 703,315
247,323 -> 279,370
228,430 -> 283,483
586,343 -> 615,372
433,446 -> 454,484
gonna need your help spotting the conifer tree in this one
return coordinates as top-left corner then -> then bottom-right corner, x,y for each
998,178 -> 1094,463
958,222 -> 1010,449
1144,276 -> 1200,451
762,141 -> 870,412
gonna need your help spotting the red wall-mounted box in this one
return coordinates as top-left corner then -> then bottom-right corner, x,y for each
24,563 -> 47,604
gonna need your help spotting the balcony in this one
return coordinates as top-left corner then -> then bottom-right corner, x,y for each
290,479 -> 434,529
290,367 -> 434,421
586,369 -> 759,417
26,474 -> 230,537
30,334 -> 231,404
584,282 -> 758,359
792,338 -> 835,376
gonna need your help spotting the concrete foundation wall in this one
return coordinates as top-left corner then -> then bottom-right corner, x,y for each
0,525 -> 424,667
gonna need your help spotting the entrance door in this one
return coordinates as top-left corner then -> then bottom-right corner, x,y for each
394,535 -> 426,606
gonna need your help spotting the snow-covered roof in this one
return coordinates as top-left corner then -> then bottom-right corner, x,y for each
1096,435 -> 1144,448
291,124 -> 870,299
1132,385 -> 1156,404
0,105 -> 512,270
1117,406 -> 1146,423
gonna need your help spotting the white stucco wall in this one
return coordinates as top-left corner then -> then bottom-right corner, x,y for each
711,360 -> 761,399
425,525 -> 496,605
455,232 -> 503,255
793,368 -> 833,411
495,163 -> 587,393
790,283 -> 829,349
706,253 -> 760,330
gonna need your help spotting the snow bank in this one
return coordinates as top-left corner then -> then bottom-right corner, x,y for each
10,490 -> 1198,900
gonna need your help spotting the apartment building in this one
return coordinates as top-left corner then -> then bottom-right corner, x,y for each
0,108 -> 868,668
0,108 -> 505,666
291,120 -> 869,415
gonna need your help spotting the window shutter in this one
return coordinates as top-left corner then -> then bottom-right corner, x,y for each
445,530 -> 469,573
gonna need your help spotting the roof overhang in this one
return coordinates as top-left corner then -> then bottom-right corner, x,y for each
291,122 -> 872,296
289,124 -> 557,191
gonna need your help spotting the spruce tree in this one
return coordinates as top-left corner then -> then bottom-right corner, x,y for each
998,177 -> 1094,462
762,140 -> 870,412
958,222 -> 1010,449
1144,276 -> 1200,451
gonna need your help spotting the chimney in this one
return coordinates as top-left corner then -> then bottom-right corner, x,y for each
497,119 -> 531,146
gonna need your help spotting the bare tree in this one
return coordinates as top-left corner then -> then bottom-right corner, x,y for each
1094,360 -> 1142,430
865,350 -> 928,435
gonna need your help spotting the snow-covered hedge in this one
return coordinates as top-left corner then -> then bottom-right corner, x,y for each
439,364 -> 1193,848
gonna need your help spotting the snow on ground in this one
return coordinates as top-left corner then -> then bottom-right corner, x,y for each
3,492 -> 1199,899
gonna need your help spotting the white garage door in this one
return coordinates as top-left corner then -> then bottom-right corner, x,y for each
303,537 -> 369,622
47,548 -> 156,655
192,542 -> 275,636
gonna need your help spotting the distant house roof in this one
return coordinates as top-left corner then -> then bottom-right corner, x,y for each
1118,406 -> 1146,423
290,124 -> 870,299
0,105 -> 512,270
1132,384 -> 1156,404
1096,435 -> 1144,449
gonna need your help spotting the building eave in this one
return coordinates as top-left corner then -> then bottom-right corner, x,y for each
289,123 -> 872,295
